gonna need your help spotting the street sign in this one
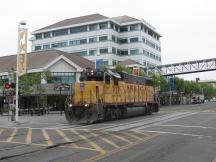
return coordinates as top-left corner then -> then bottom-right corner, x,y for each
95,59 -> 103,71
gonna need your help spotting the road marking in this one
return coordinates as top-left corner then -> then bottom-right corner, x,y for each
131,112 -> 198,131
120,131 -> 143,140
94,113 -> 177,131
90,132 -> 120,149
160,124 -> 216,130
105,112 -> 196,131
56,129 -> 72,142
56,129 -> 79,148
26,128 -> 32,144
6,128 -> 18,142
42,129 -> 53,146
102,131 -> 132,144
71,129 -> 106,154
0,140 -> 46,146
141,130 -> 212,138
83,134 -> 159,162
62,145 -> 98,151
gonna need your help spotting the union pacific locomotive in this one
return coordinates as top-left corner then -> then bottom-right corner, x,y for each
65,68 -> 159,123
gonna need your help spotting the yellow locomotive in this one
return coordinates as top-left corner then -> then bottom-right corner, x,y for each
65,68 -> 159,123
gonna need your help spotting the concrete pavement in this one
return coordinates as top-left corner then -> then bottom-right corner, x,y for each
0,102 -> 216,162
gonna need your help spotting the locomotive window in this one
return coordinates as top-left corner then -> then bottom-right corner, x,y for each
105,75 -> 110,84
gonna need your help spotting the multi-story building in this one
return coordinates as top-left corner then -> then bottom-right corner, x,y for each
31,14 -> 162,67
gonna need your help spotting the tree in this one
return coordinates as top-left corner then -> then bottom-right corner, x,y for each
115,64 -> 133,74
19,71 -> 53,108
150,73 -> 169,92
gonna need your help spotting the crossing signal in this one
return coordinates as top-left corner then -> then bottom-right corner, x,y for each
4,83 -> 11,89
11,83 -> 16,88
4,83 -> 16,89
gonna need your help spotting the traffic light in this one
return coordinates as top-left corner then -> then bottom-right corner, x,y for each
4,83 -> 11,89
4,83 -> 16,89
11,83 -> 16,88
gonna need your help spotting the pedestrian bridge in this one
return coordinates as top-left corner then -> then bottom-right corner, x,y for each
144,58 -> 216,76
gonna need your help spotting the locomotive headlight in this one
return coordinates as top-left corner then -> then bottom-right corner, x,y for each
69,104 -> 73,108
84,103 -> 89,107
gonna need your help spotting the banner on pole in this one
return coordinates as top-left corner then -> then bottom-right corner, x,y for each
18,28 -> 28,76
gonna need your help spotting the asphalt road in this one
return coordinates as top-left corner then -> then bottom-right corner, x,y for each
0,102 -> 216,162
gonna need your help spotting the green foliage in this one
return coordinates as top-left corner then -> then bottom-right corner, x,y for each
150,73 -> 169,92
42,70 -> 54,83
115,64 -> 133,74
19,70 -> 53,95
140,70 -> 146,77
149,73 -> 216,99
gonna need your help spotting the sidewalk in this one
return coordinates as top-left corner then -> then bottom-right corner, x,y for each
0,113 -> 67,127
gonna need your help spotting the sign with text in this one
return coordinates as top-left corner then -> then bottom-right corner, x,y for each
95,59 -> 103,71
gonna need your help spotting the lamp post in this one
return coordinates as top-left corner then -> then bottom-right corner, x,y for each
15,21 -> 27,122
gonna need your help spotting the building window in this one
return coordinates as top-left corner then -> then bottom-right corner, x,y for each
44,32 -> 51,38
103,59 -> 109,65
89,49 -> 97,56
120,49 -> 128,55
43,44 -> 50,49
77,50 -> 87,56
35,34 -> 42,40
120,26 -> 128,32
99,35 -> 108,42
130,49 -> 139,55
89,24 -> 98,31
150,53 -> 154,58
99,22 -> 108,29
70,26 -> 87,33
35,45 -> 41,51
112,47 -> 116,54
110,22 -> 114,29
130,24 -> 139,31
155,56 -> 158,61
52,72 -> 76,84
112,60 -> 118,65
117,38 -> 128,44
51,41 -> 67,48
115,25 -> 119,32
69,38 -> 87,46
130,37 -> 139,43
89,37 -> 97,43
112,35 -> 116,42
142,37 -> 146,43
100,48 -> 108,54
143,50 -> 147,55
120,38 -> 128,44
52,29 -> 68,37
143,61 -> 146,66
146,39 -> 156,49
148,29 -> 154,37
80,39 -> 87,44
117,49 -> 121,55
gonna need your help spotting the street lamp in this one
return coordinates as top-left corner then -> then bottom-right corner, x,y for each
15,21 -> 27,122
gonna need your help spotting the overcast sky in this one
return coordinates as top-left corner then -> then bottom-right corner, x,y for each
0,0 -> 215,80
